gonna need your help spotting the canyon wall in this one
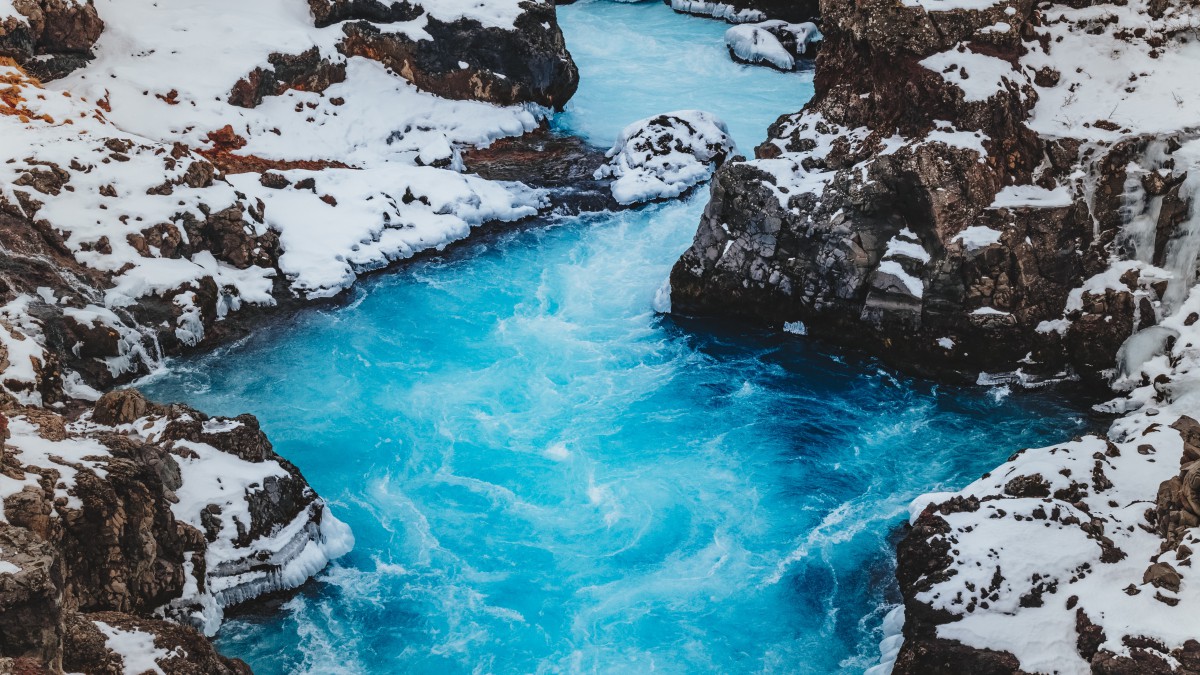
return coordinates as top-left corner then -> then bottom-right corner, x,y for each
668,0 -> 1200,671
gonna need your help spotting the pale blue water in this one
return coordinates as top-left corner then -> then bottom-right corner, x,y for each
141,3 -> 1087,673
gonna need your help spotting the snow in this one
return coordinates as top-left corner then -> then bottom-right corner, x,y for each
724,21 -> 821,71
0,299 -> 50,406
595,110 -> 735,205
875,229 -> 928,298
784,321 -> 807,335
877,261 -> 924,297
1024,2 -> 1200,142
990,184 -> 1074,209
908,417 -> 1196,674
0,544 -> 19,575
83,410 -> 357,636
726,23 -> 794,70
954,225 -> 1002,251
920,46 -> 1017,103
6,417 -> 111,510
883,229 -> 931,263
669,0 -> 766,23
0,0 -> 563,393
924,120 -> 990,159
937,337 -> 955,350
94,622 -> 174,675
864,605 -> 905,675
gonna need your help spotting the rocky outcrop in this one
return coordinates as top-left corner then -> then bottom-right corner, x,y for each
227,48 -> 348,108
336,0 -> 578,109
669,0 -> 1200,388
228,1 -> 579,111
0,390 -> 351,673
0,0 -> 104,79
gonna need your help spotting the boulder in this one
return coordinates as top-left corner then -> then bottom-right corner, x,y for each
338,1 -> 578,109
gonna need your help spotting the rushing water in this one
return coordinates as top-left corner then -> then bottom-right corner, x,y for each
142,2 -> 1088,673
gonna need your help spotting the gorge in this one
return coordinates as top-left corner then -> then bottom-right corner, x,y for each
0,0 -> 1198,673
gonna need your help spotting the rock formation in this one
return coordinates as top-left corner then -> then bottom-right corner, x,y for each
336,0 -> 578,110
724,20 -> 821,71
670,0 -> 1200,388
594,110 -> 735,206
664,0 -> 1200,670
0,390 -> 351,673
0,0 -> 104,80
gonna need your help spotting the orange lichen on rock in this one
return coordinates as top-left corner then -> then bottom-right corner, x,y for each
198,123 -> 354,173
195,148 -> 353,175
0,60 -> 55,124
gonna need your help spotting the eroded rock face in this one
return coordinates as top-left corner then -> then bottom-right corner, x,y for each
0,0 -> 104,79
669,0 -> 1198,388
0,390 -> 352,672
338,1 -> 579,109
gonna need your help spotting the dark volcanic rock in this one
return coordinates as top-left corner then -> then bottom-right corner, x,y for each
339,1 -> 579,109
666,0 -> 1185,386
308,0 -> 424,27
63,612 -> 252,675
462,126 -> 618,213
228,47 -> 347,108
0,0 -> 104,79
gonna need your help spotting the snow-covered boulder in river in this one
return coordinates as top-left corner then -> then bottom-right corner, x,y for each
724,20 -> 821,71
595,110 -> 735,205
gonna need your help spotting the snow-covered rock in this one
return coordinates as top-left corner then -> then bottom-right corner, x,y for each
725,20 -> 821,71
0,0 -> 580,402
595,110 -> 735,205
0,390 -> 353,637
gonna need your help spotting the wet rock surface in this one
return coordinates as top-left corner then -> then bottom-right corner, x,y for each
462,126 -> 618,213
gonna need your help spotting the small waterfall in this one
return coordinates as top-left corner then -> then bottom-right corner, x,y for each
1107,137 -> 1200,385
1113,138 -> 1200,315
1114,141 -> 1168,264
1161,160 -> 1200,313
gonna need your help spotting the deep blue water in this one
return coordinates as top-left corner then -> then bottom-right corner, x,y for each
142,2 -> 1087,673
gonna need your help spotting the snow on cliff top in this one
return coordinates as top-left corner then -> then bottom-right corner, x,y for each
0,0 -> 549,370
1025,2 -> 1200,141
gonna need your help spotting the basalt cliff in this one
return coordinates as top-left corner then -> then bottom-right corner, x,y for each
668,0 -> 1200,672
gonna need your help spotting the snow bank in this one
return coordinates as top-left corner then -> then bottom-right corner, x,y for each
669,0 -> 766,23
595,110 -> 736,205
95,622 -> 174,675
